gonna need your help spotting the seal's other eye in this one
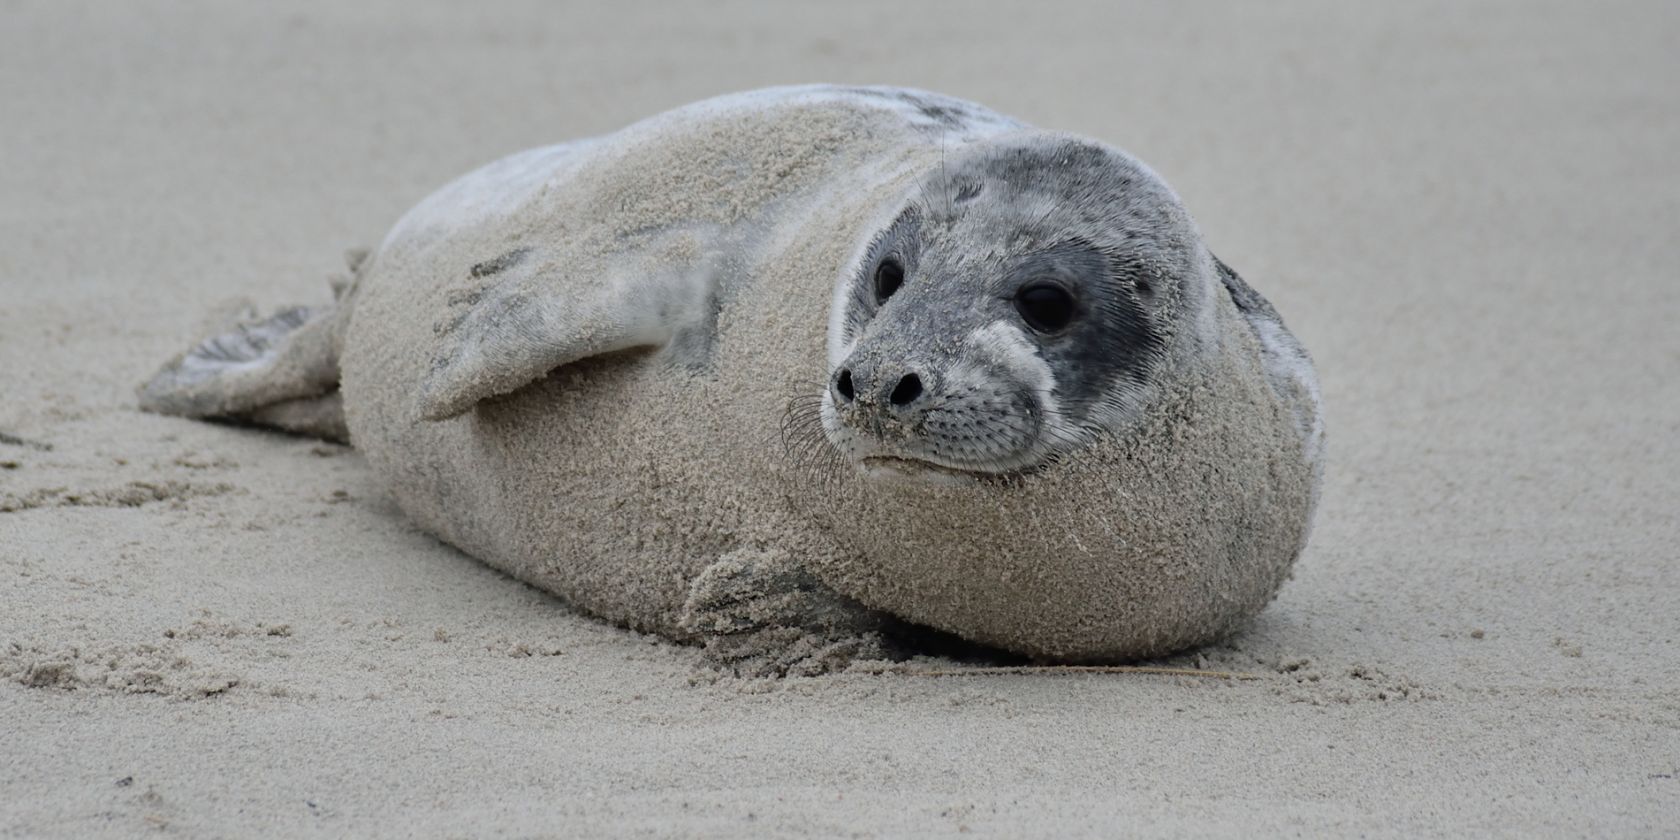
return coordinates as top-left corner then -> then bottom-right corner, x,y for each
1014,283 -> 1075,333
874,258 -> 904,304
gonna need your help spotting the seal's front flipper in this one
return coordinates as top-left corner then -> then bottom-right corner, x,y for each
416,238 -> 720,422
680,548 -> 894,678
139,304 -> 347,442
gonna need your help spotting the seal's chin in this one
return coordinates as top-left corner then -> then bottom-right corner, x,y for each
858,455 -> 997,487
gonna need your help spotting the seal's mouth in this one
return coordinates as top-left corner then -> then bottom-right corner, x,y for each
859,455 -> 996,485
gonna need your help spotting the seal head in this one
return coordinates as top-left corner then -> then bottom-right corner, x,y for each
821,134 -> 1206,482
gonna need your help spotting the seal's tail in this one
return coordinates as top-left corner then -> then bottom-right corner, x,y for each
136,249 -> 367,443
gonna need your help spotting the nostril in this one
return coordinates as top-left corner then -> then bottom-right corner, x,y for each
889,373 -> 923,407
835,369 -> 854,402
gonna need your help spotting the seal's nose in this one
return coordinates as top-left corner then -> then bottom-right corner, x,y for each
832,360 -> 930,415
888,373 -> 923,407
832,368 -> 855,403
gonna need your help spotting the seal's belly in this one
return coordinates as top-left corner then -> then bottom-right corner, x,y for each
334,99 -> 934,635
346,339 -> 797,636
340,208 -> 835,636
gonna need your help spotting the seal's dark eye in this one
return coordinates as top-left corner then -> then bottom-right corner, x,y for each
874,258 -> 904,304
1014,283 -> 1076,333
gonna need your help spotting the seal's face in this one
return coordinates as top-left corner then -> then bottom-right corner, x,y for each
811,136 -> 1202,483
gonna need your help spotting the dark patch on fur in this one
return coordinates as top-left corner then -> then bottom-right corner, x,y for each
1010,240 -> 1165,394
0,431 -> 51,451
444,288 -> 485,308
891,91 -> 973,128
1212,254 -> 1280,321
1002,142 -> 1123,189
832,86 -> 975,129
665,281 -> 724,374
470,247 -> 531,279
844,206 -> 924,345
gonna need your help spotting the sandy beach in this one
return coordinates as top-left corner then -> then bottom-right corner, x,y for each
3,1 -> 1676,836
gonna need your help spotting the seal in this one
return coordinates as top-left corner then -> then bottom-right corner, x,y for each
140,85 -> 1322,674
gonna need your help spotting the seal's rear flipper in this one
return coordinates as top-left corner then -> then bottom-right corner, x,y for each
247,391 -> 350,442
139,304 -> 348,442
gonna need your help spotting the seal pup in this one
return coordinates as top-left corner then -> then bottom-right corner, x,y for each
140,85 -> 1322,673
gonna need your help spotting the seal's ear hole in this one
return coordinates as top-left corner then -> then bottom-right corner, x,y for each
1015,282 -> 1076,333
874,258 -> 904,304
1134,277 -> 1154,297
